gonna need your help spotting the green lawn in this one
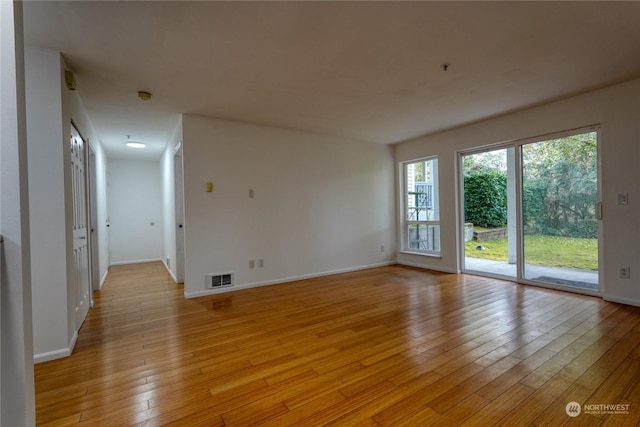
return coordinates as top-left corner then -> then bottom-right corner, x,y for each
466,234 -> 598,270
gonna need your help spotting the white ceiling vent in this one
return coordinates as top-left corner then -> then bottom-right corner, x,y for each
206,272 -> 234,289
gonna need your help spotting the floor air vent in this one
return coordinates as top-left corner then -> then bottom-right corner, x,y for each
207,272 -> 234,289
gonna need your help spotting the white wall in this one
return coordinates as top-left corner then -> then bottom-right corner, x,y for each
91,141 -> 109,287
108,159 -> 163,264
25,47 -> 109,362
160,119 -> 182,281
395,78 -> 640,305
182,115 -> 396,298
24,47 -> 69,359
62,56 -> 108,348
1,1 -> 35,424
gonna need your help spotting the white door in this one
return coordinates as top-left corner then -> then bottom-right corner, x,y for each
88,146 -> 100,291
71,124 -> 91,328
174,143 -> 185,284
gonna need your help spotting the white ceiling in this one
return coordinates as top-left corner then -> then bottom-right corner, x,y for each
23,1 -> 640,160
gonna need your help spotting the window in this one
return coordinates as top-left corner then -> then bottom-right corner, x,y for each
403,157 -> 440,254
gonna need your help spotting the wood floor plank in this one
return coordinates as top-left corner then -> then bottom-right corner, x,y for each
256,391 -> 346,427
290,380 -> 397,426
34,262 -> 640,426
433,393 -> 490,426
372,363 -> 483,425
280,362 -> 367,410
474,347 -> 557,402
531,364 -> 611,426
459,383 -> 536,426
427,355 -> 522,414
496,373 -> 574,425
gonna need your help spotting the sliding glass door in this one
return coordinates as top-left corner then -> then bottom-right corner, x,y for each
521,131 -> 599,290
461,128 -> 600,293
462,148 -> 516,279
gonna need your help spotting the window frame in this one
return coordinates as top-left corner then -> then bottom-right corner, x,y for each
401,156 -> 440,256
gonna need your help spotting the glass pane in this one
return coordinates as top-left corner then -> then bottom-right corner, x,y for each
408,224 -> 440,252
462,148 -> 516,278
406,159 -> 438,222
405,158 -> 440,254
522,132 -> 599,290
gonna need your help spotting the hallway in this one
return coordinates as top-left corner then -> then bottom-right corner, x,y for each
35,263 -> 640,425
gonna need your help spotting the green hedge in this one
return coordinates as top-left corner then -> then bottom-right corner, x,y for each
464,172 -> 507,228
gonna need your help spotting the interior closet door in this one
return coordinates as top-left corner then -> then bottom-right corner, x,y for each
71,123 -> 91,328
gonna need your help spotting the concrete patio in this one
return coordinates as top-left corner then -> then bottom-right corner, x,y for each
464,256 -> 599,291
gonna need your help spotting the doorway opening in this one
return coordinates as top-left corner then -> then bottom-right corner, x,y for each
462,147 -> 516,279
461,128 -> 600,293
174,142 -> 185,284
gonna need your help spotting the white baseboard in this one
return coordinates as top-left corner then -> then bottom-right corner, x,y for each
184,261 -> 397,299
397,260 -> 458,274
603,294 -> 640,308
99,269 -> 109,290
163,259 -> 178,283
34,330 -> 78,364
110,258 -> 163,266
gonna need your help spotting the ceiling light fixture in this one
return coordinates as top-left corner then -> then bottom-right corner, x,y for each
138,91 -> 152,101
125,135 -> 146,148
126,142 -> 146,149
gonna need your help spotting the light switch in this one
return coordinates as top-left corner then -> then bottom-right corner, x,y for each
617,192 -> 628,205
206,182 -> 213,192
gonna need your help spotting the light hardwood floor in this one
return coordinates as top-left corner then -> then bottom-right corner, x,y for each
35,262 -> 640,426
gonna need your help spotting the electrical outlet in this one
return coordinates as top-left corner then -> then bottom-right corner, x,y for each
249,260 -> 255,269
619,267 -> 631,279
258,259 -> 264,268
249,189 -> 255,198
380,245 -> 385,253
